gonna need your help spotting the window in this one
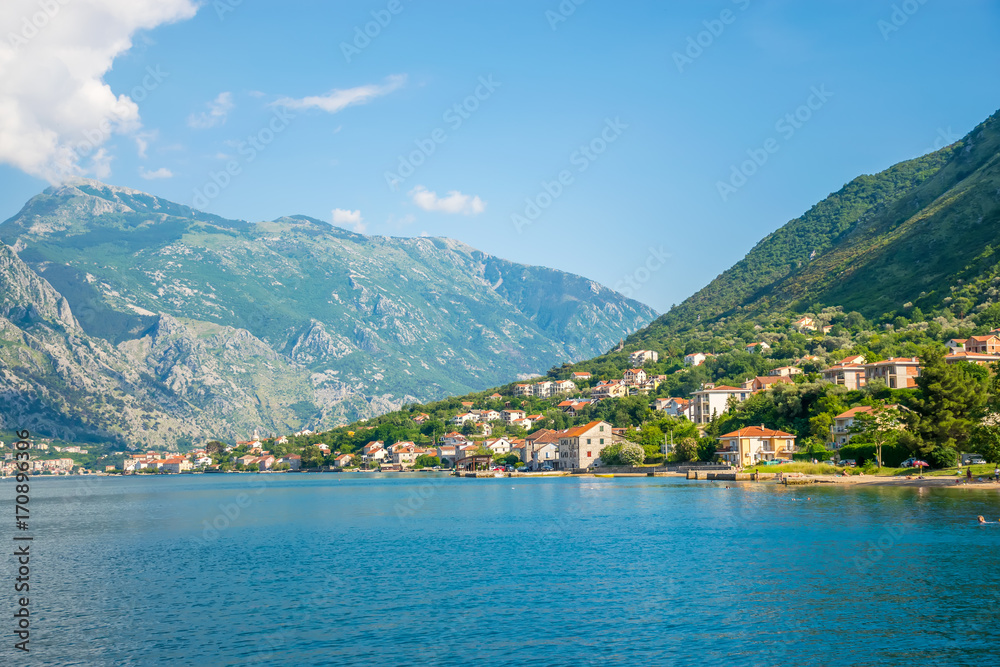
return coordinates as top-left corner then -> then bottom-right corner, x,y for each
587,451 -> 591,458
599,425 -> 604,432
600,439 -> 604,445
587,438 -> 591,445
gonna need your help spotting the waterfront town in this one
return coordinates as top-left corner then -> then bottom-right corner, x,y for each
5,329 -> 999,477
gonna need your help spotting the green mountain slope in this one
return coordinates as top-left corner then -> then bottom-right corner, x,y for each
632,108 -> 1000,346
0,181 -> 655,446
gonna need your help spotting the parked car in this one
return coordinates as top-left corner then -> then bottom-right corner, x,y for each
541,465 -> 553,471
967,456 -> 986,465
840,459 -> 857,467
900,458 -> 916,468
505,465 -> 515,472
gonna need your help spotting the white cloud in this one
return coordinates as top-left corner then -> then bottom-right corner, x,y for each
138,166 -> 172,179
332,208 -> 366,233
187,91 -> 234,129
275,74 -> 406,114
409,186 -> 485,215
0,0 -> 199,183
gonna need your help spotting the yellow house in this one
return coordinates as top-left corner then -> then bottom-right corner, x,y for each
716,426 -> 796,465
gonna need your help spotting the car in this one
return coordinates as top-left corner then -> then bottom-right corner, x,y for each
432,466 -> 441,470
840,459 -> 857,467
900,458 -> 916,468
505,465 -> 515,472
541,465 -> 553,471
821,460 -> 837,466
967,456 -> 986,465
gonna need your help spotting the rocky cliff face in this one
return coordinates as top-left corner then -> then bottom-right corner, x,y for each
0,180 -> 656,447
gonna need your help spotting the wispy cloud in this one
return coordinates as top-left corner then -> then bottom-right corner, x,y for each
409,186 -> 485,215
187,92 -> 234,129
139,166 -> 173,180
274,75 -> 406,113
332,208 -> 366,233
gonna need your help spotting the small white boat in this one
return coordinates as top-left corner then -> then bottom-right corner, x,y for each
493,472 -> 504,478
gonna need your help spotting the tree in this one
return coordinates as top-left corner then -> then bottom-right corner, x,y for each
900,347 -> 988,466
675,437 -> 699,462
598,442 -> 644,466
849,401 -> 901,468
970,426 -> 1000,464
206,441 -> 226,457
696,437 -> 718,462
301,445 -> 324,469
413,454 -> 440,468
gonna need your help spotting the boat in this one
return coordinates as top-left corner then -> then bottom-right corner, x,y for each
493,472 -> 504,478
594,474 -> 614,478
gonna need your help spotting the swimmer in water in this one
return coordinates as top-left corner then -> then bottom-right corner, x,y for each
978,516 -> 987,524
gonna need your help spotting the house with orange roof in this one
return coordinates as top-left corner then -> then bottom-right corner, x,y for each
513,384 -> 534,397
768,366 -> 802,377
333,453 -> 354,468
745,342 -> 771,354
830,405 -> 905,447
590,380 -> 627,399
821,362 -> 867,390
280,454 -> 301,470
841,355 -> 866,365
742,375 -> 794,392
412,413 -> 431,424
716,426 -> 797,465
793,316 -> 816,331
558,421 -> 613,469
944,350 -> 1000,366
864,357 -> 921,389
684,352 -> 710,367
571,371 -> 592,380
690,384 -> 751,424
965,335 -> 1000,354
501,409 -> 526,424
622,368 -> 647,386
489,392 -> 503,400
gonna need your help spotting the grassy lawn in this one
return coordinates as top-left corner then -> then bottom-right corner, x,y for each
744,462 -> 1000,478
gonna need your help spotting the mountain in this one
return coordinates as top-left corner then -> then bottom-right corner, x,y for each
0,180 -> 656,447
628,107 -> 1000,347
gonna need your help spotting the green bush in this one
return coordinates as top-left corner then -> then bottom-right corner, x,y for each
838,441 -> 910,467
644,453 -> 665,465
793,450 -> 835,462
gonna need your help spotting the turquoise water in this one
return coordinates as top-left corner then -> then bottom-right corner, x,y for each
5,473 -> 1000,666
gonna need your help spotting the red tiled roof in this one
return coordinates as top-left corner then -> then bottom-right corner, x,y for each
720,426 -> 795,438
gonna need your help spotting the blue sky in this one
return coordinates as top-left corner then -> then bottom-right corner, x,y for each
1,0 -> 998,313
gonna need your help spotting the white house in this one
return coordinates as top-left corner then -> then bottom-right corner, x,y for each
690,384 -> 750,425
629,350 -> 659,366
558,421 -> 613,469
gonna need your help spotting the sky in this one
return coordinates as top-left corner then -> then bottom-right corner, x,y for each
0,0 -> 998,314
